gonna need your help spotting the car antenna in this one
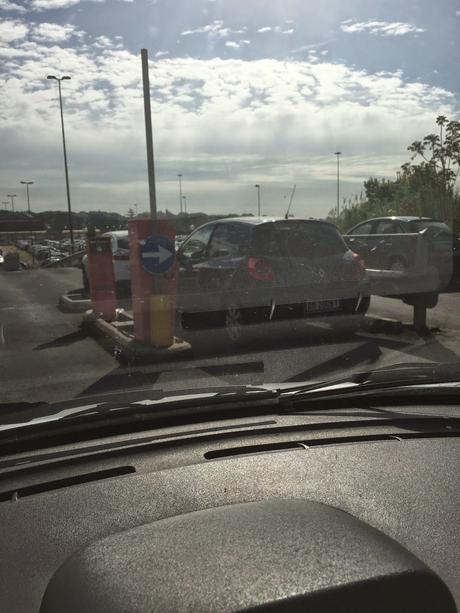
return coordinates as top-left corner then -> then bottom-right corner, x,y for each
284,184 -> 296,219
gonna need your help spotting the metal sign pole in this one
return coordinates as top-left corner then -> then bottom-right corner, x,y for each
141,48 -> 157,221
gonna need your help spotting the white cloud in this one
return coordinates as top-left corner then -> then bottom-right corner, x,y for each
456,10 -> 460,16
0,0 -> 26,12
32,22 -> 80,42
155,50 -> 169,57
181,20 -> 246,39
0,20 -> 456,216
27,0 -> 136,10
0,19 -> 28,42
341,20 -> 425,36
225,41 -> 240,49
257,25 -> 294,34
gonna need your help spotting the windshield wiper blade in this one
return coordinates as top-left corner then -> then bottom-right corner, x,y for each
278,362 -> 460,402
0,385 -> 280,433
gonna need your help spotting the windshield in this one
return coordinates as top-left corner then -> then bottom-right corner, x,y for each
1,0 -> 460,414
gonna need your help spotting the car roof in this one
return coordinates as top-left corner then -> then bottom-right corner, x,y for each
102,230 -> 128,237
359,216 -> 437,223
200,217 -> 335,227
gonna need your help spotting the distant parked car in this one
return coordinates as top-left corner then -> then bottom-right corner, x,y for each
346,216 -> 454,287
81,231 -> 130,291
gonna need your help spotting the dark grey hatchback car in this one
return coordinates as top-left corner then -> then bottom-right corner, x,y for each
177,218 -> 368,340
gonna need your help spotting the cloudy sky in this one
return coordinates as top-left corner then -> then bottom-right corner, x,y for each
0,0 -> 459,217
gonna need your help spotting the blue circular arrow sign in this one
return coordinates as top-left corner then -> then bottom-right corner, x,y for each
140,234 -> 175,275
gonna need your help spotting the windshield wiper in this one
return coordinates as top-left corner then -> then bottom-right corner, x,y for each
0,385 -> 280,433
277,362 -> 460,406
2,363 -> 459,435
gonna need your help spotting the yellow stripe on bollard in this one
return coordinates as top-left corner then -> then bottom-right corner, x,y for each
149,294 -> 174,347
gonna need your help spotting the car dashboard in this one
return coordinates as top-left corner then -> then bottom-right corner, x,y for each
0,404 -> 458,612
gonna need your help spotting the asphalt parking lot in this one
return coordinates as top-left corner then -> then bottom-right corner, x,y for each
1,267 -> 460,404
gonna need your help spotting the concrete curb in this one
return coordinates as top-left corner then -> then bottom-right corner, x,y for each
59,292 -> 91,313
83,310 -> 191,362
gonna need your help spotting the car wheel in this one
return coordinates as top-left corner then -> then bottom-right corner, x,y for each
388,256 -> 407,272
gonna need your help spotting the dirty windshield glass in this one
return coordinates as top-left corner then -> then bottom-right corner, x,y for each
1,0 -> 460,408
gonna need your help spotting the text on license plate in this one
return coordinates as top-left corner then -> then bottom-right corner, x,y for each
304,300 -> 341,313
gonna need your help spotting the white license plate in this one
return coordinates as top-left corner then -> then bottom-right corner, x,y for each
304,300 -> 341,313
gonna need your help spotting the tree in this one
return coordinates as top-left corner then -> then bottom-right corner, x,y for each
405,116 -> 460,226
329,115 -> 460,232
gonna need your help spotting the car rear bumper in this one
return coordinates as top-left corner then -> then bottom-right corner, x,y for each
177,280 -> 368,314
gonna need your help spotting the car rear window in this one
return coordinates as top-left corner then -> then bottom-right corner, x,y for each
409,220 -> 452,235
275,221 -> 346,258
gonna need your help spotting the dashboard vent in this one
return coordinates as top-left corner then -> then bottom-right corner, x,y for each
0,466 -> 135,502
204,434 -> 404,460
204,430 -> 459,460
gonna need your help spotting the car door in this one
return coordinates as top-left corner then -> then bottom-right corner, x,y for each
195,222 -> 251,312
369,220 -> 403,269
177,223 -> 215,312
346,221 -> 376,266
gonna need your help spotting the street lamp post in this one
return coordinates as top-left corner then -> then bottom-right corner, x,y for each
334,152 -> 341,219
20,181 -> 34,213
47,74 -> 74,252
254,184 -> 261,216
178,174 -> 183,214
7,194 -> 16,213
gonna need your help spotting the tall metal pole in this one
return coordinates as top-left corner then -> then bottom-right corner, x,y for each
178,174 -> 183,214
255,184 -> 261,216
7,194 -> 16,213
141,48 -> 157,221
335,152 -> 341,219
57,80 -> 74,252
48,75 -> 74,252
182,195 -> 187,214
20,181 -> 34,213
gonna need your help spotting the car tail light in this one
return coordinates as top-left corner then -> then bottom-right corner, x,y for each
351,251 -> 366,276
246,257 -> 275,282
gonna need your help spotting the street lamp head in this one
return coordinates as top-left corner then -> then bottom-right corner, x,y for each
255,184 -> 260,188
20,181 -> 34,185
47,75 -> 71,81
334,151 -> 342,156
7,194 -> 17,197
